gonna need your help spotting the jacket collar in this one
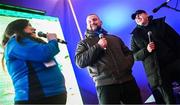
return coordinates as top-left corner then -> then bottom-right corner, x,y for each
85,28 -> 108,38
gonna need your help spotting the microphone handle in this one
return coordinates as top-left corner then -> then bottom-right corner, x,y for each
148,34 -> 151,42
57,39 -> 67,44
38,32 -> 67,44
99,34 -> 107,50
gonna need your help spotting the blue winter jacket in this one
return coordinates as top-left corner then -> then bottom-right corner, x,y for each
4,36 -> 66,101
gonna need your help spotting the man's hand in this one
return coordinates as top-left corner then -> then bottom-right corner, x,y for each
147,42 -> 155,53
98,38 -> 107,49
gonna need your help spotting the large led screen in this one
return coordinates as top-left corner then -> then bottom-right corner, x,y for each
0,8 -> 83,105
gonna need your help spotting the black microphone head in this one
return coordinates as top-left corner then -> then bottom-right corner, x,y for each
38,31 -> 46,38
152,8 -> 159,13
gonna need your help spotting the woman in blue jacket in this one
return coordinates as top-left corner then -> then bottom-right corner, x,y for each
1,19 -> 67,104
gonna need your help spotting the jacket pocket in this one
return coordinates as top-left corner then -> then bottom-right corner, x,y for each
88,66 -> 99,77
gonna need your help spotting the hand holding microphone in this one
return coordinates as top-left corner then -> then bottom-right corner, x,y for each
47,33 -> 57,41
147,42 -> 156,53
98,33 -> 107,50
38,31 -> 67,44
147,31 -> 155,53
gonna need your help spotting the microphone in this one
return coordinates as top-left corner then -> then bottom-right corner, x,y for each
38,31 -> 67,44
99,33 -> 107,50
98,28 -> 107,39
99,33 -> 105,39
153,0 -> 171,13
147,31 -> 152,43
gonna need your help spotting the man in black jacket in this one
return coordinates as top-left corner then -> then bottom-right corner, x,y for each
131,9 -> 180,104
75,14 -> 142,104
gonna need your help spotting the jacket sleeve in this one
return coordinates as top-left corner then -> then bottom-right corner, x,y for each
131,35 -> 150,61
119,38 -> 133,56
75,40 -> 104,68
118,38 -> 134,66
164,22 -> 180,55
10,38 -> 59,62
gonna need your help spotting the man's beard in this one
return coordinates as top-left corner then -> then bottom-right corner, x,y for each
90,25 -> 101,31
